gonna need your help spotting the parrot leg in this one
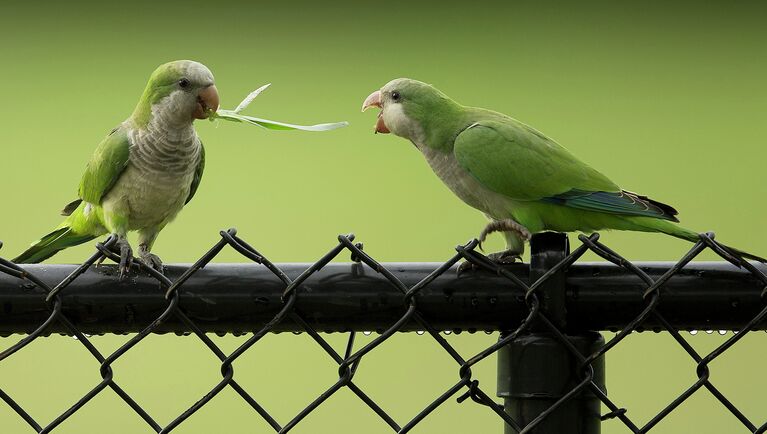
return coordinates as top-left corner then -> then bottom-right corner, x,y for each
478,219 -> 531,249
101,211 -> 133,279
115,236 -> 133,280
94,235 -> 132,273
138,245 -> 163,274
458,218 -> 531,273
138,229 -> 163,274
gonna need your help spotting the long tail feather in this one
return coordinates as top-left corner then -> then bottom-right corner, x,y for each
717,243 -> 767,265
12,227 -> 96,263
646,220 -> 767,266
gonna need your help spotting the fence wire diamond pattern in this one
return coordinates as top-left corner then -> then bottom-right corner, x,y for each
1,229 -> 766,433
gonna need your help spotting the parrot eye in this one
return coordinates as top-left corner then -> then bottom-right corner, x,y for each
178,78 -> 191,89
391,91 -> 401,102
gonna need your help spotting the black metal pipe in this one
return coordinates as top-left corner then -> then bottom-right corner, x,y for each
498,232 -> 604,434
497,332 -> 605,434
0,260 -> 765,336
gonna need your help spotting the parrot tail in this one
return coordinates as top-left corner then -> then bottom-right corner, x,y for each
12,226 -> 96,264
648,219 -> 767,265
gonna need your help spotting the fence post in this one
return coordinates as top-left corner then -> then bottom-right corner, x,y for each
497,232 -> 605,434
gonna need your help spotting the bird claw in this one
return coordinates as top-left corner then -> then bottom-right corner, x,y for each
456,260 -> 478,274
487,250 -> 522,264
464,219 -> 529,274
456,249 -> 522,275
117,239 -> 134,280
140,252 -> 164,275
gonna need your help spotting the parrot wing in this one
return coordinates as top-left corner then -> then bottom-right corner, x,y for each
453,120 -> 678,221
78,126 -> 131,205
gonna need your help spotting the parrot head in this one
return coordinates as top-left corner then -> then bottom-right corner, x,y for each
132,60 -> 220,127
361,78 -> 458,140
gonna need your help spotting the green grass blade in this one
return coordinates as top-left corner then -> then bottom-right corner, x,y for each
213,109 -> 349,131
233,83 -> 271,113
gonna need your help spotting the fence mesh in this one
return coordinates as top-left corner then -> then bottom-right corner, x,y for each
1,229 -> 766,433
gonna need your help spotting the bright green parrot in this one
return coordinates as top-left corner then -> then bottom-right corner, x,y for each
362,78 -> 765,264
14,60 -> 219,276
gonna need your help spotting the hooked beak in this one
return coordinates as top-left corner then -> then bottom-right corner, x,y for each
361,90 -> 382,112
361,89 -> 389,134
193,84 -> 220,120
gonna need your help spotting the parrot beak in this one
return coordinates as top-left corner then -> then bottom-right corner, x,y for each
193,84 -> 220,119
361,90 -> 390,134
361,90 -> 382,112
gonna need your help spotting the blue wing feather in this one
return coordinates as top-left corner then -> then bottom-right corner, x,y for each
543,190 -> 679,222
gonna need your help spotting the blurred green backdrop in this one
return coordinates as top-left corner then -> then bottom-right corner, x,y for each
1,0 -> 766,433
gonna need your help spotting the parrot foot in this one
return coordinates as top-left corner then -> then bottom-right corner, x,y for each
456,260 -> 478,274
478,219 -> 531,249
487,249 -> 523,264
116,238 -> 134,280
457,219 -> 530,274
457,249 -> 523,274
139,249 -> 164,275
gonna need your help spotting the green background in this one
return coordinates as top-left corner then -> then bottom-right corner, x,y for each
1,1 -> 766,433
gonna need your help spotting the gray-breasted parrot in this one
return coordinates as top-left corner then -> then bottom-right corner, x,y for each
14,60 -> 219,276
363,78 -> 765,265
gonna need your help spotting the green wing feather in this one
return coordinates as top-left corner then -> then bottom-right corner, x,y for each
185,142 -> 205,204
453,120 -> 619,200
449,115 -> 766,263
78,126 -> 131,204
453,120 -> 678,220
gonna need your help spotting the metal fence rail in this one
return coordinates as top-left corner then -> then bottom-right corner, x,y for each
0,229 -> 766,433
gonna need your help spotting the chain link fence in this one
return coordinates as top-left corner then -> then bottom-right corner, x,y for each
1,229 -> 766,433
